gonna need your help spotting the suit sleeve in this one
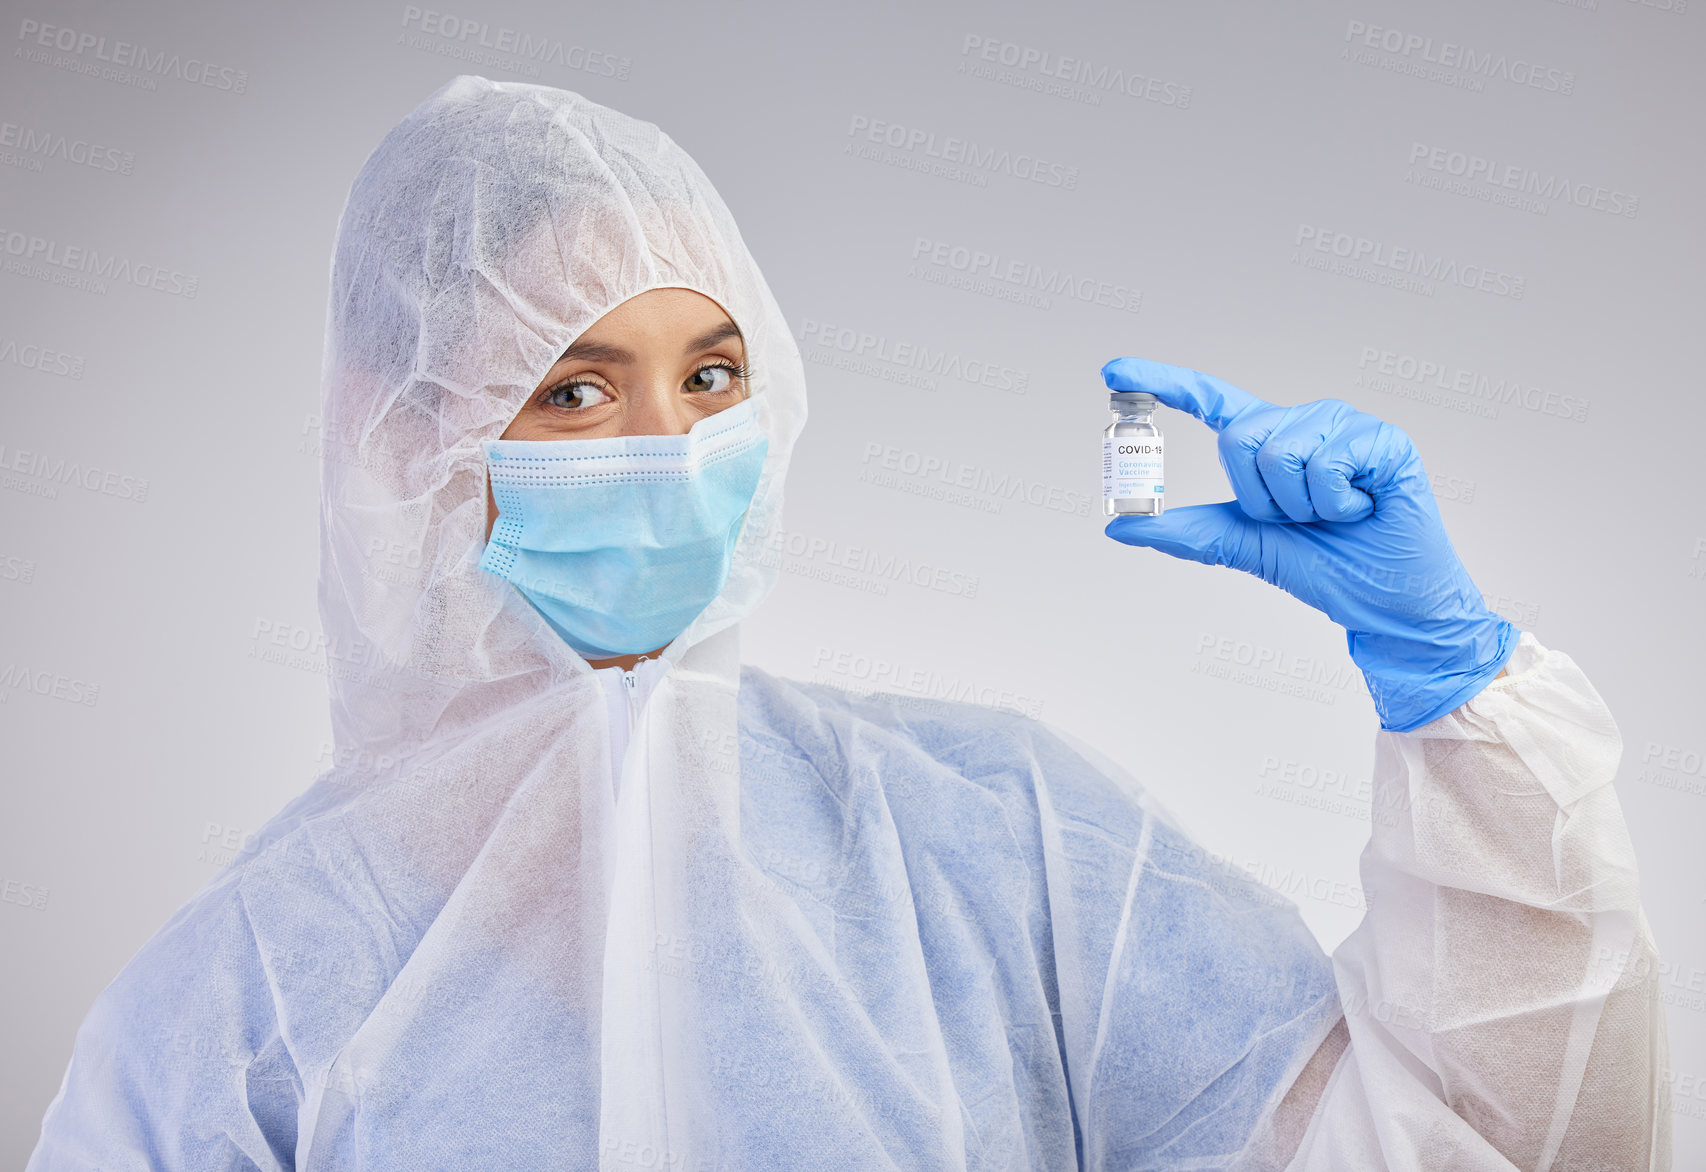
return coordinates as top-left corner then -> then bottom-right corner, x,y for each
27,883 -> 301,1172
1287,632 -> 1671,1169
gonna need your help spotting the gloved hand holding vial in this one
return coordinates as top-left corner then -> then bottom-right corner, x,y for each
1100,355 -> 1512,732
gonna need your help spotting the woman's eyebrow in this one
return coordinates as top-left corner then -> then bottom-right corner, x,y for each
558,339 -> 634,364
554,322 -> 743,366
683,321 -> 743,354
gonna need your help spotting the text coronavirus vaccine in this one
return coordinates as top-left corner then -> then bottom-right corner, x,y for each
1103,390 -> 1164,515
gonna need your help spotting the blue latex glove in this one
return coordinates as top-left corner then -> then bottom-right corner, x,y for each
1102,356 -> 1515,732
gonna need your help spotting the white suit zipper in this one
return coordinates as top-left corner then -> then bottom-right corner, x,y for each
612,656 -> 654,798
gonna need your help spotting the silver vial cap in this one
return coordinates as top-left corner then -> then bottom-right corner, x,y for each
1110,391 -> 1157,403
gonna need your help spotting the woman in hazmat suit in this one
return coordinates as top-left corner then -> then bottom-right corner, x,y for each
28,75 -> 1670,1171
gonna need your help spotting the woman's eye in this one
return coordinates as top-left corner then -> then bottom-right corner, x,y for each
543,382 -> 612,410
684,364 -> 738,395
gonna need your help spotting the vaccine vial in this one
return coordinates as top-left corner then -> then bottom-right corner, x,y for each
1103,391 -> 1164,515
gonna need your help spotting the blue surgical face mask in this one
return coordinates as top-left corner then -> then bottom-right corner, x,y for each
479,396 -> 768,659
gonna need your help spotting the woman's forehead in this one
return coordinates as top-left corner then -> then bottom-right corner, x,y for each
557,288 -> 744,363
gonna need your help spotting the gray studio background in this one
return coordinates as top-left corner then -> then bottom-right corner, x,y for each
3,0 -> 1702,1162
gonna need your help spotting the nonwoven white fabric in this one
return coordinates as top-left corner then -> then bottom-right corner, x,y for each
1288,634 -> 1671,1171
26,75 -> 1667,1171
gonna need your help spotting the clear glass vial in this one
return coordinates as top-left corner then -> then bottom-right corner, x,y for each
1102,391 -> 1164,516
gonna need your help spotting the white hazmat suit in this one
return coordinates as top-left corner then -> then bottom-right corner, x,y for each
28,75 -> 1669,1171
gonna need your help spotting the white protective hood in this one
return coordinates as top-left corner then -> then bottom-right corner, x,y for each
311,73 -> 815,1161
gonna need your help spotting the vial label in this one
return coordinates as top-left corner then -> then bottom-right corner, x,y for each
1103,435 -> 1164,500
